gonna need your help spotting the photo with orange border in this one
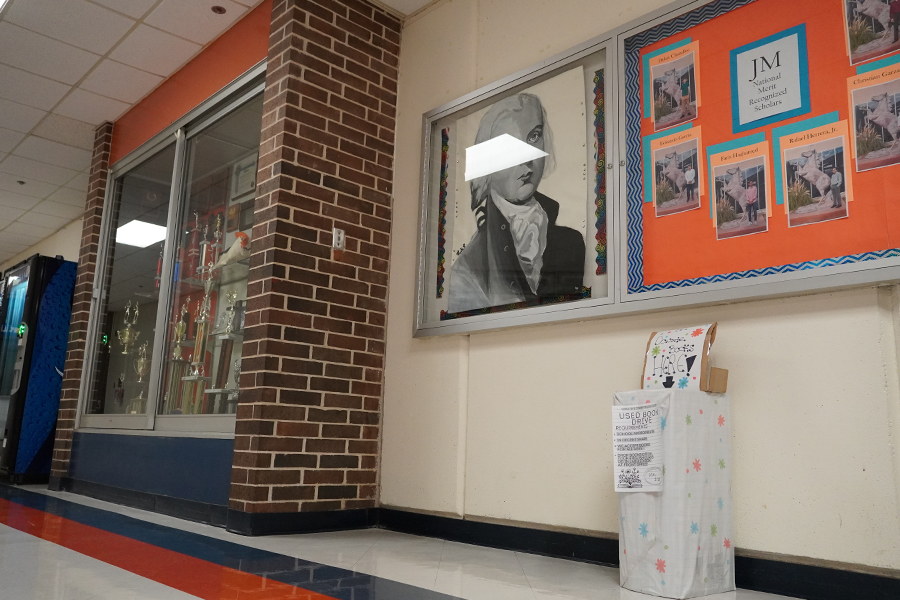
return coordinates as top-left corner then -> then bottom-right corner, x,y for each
649,41 -> 701,132
843,0 -> 900,66
779,120 -> 853,228
710,141 -> 771,240
847,58 -> 900,171
650,127 -> 704,218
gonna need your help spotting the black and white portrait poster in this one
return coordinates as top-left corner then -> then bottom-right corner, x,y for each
422,62 -> 606,322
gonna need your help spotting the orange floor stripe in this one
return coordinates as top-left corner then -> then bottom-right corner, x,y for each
0,498 -> 336,600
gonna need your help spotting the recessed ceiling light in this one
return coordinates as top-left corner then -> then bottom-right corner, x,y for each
211,5 -> 226,14
116,220 -> 167,248
465,134 -> 549,181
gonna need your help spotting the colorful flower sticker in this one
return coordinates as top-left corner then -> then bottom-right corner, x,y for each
719,459 -> 726,470
691,522 -> 699,534
639,523 -> 649,538
691,328 -> 704,337
724,538 -> 731,549
693,459 -> 702,472
711,524 -> 718,537
678,377 -> 688,389
661,416 -> 667,430
718,415 -> 725,426
655,558 -> 666,573
718,497 -> 724,510
652,346 -> 661,356
686,415 -> 692,425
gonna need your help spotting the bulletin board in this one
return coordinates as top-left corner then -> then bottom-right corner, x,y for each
623,0 -> 900,296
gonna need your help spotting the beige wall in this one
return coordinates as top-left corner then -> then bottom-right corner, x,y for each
0,218 -> 82,273
382,0 -> 900,571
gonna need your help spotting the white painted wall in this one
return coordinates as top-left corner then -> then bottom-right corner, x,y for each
0,218 -> 82,272
381,0 -> 900,570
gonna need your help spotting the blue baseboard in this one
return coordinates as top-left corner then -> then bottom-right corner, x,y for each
69,432 -> 233,506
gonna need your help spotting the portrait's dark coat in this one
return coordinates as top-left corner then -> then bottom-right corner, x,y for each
448,193 -> 585,313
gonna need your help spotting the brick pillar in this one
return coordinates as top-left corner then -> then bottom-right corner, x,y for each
50,122 -> 114,484
230,0 -> 400,515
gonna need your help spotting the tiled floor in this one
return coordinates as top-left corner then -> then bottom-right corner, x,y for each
0,484 -> 798,600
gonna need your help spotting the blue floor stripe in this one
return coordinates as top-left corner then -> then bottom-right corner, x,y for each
0,484 -> 461,600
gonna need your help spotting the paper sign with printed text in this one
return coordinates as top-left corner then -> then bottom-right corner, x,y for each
612,402 -> 663,493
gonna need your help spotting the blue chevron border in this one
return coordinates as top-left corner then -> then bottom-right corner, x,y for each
636,248 -> 900,292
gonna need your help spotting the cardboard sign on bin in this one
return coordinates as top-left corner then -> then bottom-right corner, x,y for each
641,323 -> 727,393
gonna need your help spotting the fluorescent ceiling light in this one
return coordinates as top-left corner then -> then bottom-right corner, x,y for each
465,134 -> 549,181
116,220 -> 167,248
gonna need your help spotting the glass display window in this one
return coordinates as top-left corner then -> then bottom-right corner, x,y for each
159,95 -> 262,416
78,76 -> 263,433
85,144 -> 177,417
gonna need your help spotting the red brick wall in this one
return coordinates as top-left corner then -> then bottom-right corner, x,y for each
230,0 -> 400,513
51,122 -> 114,479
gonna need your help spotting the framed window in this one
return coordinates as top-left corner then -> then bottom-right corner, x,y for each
77,65 -> 264,435
415,41 -> 613,335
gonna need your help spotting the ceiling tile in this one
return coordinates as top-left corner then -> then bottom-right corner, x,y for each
17,210 -> 72,230
66,171 -> 90,193
145,0 -> 245,46
0,155 -> 80,186
13,136 -> 92,171
0,190 -> 41,210
109,24 -> 201,77
90,0 -> 158,19
0,99 -> 46,134
55,88 -> 131,126
46,186 -> 87,207
80,60 -> 164,105
0,64 -> 70,111
0,127 -> 26,153
32,114 -> 95,151
31,199 -> 85,221
1,222 -> 52,243
0,172 -> 61,199
0,204 -> 26,222
0,22 -> 100,85
5,0 -> 135,55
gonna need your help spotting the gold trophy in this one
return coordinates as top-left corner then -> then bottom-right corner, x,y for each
133,342 -> 150,383
173,302 -> 188,359
116,301 -> 140,355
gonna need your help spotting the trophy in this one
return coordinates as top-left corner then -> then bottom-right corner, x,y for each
173,302 -> 188,360
211,214 -> 223,266
116,301 -> 140,355
186,212 -> 201,276
222,290 -> 238,335
133,342 -> 150,383
198,224 -> 210,276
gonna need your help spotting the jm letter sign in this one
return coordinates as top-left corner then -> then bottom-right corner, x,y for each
730,25 -> 810,133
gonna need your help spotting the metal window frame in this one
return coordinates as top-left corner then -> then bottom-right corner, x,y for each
75,61 -> 266,435
414,36 -> 618,336
413,0 -> 900,337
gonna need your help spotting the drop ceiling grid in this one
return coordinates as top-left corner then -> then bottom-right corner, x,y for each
0,0 -> 262,266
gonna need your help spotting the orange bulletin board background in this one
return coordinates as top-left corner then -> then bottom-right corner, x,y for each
628,0 -> 900,291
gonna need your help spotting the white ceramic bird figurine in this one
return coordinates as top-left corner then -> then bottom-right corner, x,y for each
212,232 -> 250,270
